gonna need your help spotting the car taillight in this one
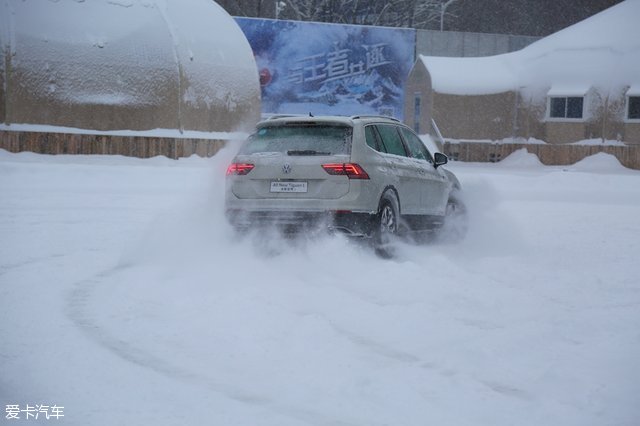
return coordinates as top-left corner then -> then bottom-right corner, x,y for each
226,163 -> 254,176
321,163 -> 370,179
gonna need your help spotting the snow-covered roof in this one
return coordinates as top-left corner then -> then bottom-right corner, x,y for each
419,54 -> 519,96
0,0 -> 260,133
627,84 -> 640,96
547,85 -> 591,97
420,0 -> 640,96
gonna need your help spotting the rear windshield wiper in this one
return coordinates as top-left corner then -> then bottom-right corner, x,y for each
287,150 -> 331,156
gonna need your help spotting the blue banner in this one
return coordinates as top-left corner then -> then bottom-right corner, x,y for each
235,18 -> 416,120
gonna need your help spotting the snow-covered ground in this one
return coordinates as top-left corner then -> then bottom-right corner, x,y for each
1,147 -> 639,425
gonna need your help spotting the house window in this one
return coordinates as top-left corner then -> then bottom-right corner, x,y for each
628,96 -> 640,120
549,96 -> 583,119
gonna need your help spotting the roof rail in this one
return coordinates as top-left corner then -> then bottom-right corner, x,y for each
264,114 -> 305,120
350,115 -> 400,122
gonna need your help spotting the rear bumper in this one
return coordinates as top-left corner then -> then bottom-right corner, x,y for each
226,209 -> 377,237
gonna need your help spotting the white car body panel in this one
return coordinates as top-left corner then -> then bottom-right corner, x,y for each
225,115 -> 458,234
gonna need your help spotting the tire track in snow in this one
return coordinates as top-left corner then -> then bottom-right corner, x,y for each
0,253 -> 67,278
328,322 -> 421,364
64,265 -> 376,426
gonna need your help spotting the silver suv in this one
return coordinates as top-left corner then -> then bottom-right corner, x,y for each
225,115 -> 463,245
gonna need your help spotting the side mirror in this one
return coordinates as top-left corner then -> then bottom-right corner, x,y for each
434,152 -> 448,168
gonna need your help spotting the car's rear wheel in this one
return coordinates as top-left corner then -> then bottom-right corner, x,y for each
374,193 -> 399,258
380,203 -> 397,234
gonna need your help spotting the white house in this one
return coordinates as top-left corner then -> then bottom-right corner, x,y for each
405,0 -> 640,146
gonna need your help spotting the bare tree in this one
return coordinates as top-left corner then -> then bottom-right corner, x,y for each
437,0 -> 458,30
339,0 -> 459,29
285,0 -> 330,21
397,0 -> 460,29
215,0 -> 460,29
217,0 -> 621,36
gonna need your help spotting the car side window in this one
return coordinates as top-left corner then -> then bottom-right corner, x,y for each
399,127 -> 434,163
375,124 -> 407,157
365,125 -> 387,153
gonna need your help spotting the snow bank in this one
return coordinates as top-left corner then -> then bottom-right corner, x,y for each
497,148 -> 544,168
0,123 -> 247,141
490,149 -> 630,172
447,137 -> 547,145
569,152 -> 627,172
570,138 -> 627,146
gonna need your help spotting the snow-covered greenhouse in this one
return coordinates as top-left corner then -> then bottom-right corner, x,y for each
0,0 -> 261,157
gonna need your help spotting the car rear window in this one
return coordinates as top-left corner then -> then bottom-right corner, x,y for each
240,124 -> 352,155
365,125 -> 387,153
375,124 -> 407,157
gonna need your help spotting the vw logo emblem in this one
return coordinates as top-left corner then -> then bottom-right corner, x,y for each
282,163 -> 292,174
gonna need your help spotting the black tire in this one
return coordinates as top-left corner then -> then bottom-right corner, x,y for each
374,193 -> 400,258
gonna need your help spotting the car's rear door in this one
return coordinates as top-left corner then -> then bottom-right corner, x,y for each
374,124 -> 423,215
